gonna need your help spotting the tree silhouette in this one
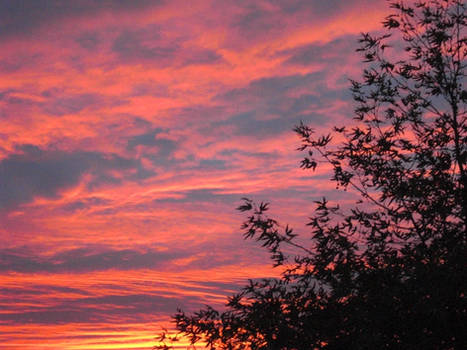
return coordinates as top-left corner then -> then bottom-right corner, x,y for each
155,1 -> 466,348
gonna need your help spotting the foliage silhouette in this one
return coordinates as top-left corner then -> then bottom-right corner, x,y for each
155,0 -> 466,348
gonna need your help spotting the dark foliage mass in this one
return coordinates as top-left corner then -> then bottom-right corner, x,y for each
156,1 -> 466,349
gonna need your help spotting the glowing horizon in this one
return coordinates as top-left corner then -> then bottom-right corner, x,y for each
0,1 -> 389,348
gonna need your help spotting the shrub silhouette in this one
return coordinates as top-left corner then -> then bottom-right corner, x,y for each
156,1 -> 466,348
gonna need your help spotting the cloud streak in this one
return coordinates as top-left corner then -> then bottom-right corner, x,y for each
0,145 -> 145,210
0,247 -> 186,273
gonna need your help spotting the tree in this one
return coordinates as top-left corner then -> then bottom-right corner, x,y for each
155,1 -> 466,348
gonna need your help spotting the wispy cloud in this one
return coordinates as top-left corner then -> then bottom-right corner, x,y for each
0,145 -> 145,210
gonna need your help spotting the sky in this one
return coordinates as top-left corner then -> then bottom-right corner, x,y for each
0,0 -> 390,349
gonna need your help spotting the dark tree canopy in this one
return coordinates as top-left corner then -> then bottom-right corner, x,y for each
156,1 -> 466,349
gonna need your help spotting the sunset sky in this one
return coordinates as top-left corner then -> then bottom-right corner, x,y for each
1,1 -> 391,349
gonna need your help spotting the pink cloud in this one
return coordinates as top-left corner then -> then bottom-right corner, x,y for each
0,0 -> 393,348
